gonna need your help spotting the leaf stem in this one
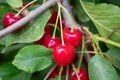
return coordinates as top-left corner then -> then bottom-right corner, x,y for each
94,35 -> 120,48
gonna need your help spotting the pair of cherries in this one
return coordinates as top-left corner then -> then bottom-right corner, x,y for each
48,65 -> 89,80
35,26 -> 82,66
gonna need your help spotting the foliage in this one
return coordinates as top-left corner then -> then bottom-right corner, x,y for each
0,0 -> 120,80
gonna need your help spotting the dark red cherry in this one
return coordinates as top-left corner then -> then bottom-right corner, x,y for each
63,28 -> 82,48
69,68 -> 89,80
34,26 -> 53,44
53,44 -> 75,66
40,35 -> 61,48
48,10 -> 57,24
48,66 -> 66,79
44,26 -> 53,35
2,12 -> 23,33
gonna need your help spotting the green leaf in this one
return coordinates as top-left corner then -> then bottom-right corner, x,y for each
0,63 -> 31,80
105,47 -> 120,70
14,10 -> 50,43
12,45 -> 53,73
0,0 -> 6,3
73,0 -> 90,22
83,0 -> 99,3
6,0 -> 23,8
80,1 -> 120,43
88,54 -> 120,80
0,10 -> 51,46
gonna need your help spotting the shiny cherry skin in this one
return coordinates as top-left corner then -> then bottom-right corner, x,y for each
63,28 -> 82,48
48,66 -> 66,79
53,44 -> 75,66
69,68 -> 89,80
2,12 -> 23,33
40,35 -> 61,48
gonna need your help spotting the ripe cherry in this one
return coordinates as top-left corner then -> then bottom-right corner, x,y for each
39,35 -> 61,49
2,12 -> 23,33
63,28 -> 82,48
48,10 -> 57,24
69,68 -> 89,80
44,26 -> 53,35
53,44 -> 75,66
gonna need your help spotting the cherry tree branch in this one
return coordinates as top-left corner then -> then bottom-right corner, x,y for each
62,0 -> 81,29
0,0 -> 57,39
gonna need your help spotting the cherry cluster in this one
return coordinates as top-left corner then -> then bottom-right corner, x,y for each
2,3 -> 89,80
34,10 -> 89,80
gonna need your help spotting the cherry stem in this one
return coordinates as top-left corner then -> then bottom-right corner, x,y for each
58,5 -> 65,46
52,4 -> 60,39
84,27 -> 103,56
43,65 -> 57,80
15,0 -> 37,17
72,64 -> 80,80
77,36 -> 85,70
77,51 -> 97,54
58,66 -> 63,80
66,66 -> 69,80
59,4 -> 74,32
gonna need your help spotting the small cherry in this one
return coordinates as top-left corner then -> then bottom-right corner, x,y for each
39,35 -> 61,49
69,68 -> 89,80
2,12 -> 23,33
48,10 -> 57,24
63,27 -> 82,48
34,26 -> 53,44
44,26 -> 53,35
53,44 -> 75,66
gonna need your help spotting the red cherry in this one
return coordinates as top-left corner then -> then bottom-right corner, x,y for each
48,66 -> 66,79
53,44 -> 75,66
44,26 -> 53,35
69,68 -> 89,80
63,28 -> 82,48
39,35 -> 61,48
48,10 -> 57,24
2,12 -> 23,33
